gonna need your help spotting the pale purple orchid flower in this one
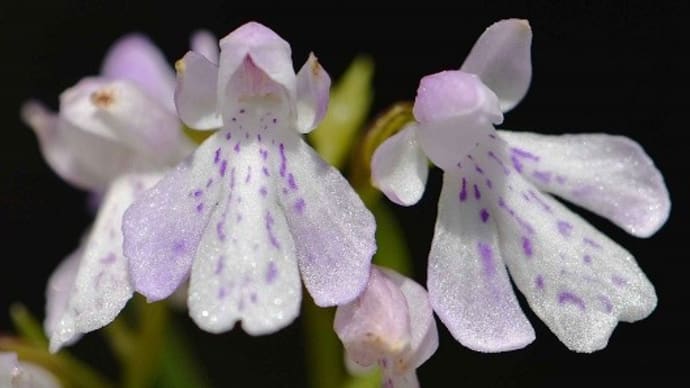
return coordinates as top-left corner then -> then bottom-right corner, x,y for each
1,352 -> 60,388
335,266 -> 438,388
371,19 -> 670,353
23,31 -> 217,352
122,22 -> 376,335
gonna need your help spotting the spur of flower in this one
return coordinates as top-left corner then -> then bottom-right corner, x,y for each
122,22 -> 376,335
371,19 -> 670,352
22,31 -> 217,351
335,266 -> 438,388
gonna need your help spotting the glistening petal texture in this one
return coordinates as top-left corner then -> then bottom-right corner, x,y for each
44,246 -> 82,348
295,53 -> 331,133
187,129 -> 301,335
460,19 -> 532,112
371,124 -> 428,206
123,133 -> 231,301
469,143 -> 657,352
428,169 -> 535,352
0,353 -> 60,388
48,173 -> 159,352
279,136 -> 376,306
101,33 -> 176,112
175,51 -> 223,130
497,130 -> 670,238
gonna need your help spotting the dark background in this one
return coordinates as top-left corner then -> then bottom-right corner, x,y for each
1,1 -> 687,386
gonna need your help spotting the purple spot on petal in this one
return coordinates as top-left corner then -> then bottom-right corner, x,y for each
556,175 -> 567,184
474,164 -> 484,174
245,166 -> 252,184
287,173 -> 298,190
266,262 -> 278,284
558,292 -> 586,310
535,275 -> 544,290
259,186 -> 267,197
214,148 -> 221,164
193,189 -> 203,198
272,118 -> 277,124
239,109 -> 245,114
522,237 -> 533,257
488,151 -> 510,175
294,198 -> 305,214
219,160 -> 227,177
511,147 -> 540,161
226,131 -> 232,140
473,184 -> 481,199
262,166 -> 270,177
234,142 -> 241,153
532,170 -> 552,184
583,237 -> 602,249
511,155 -> 523,172
583,254 -> 592,264
260,149 -> 268,160
612,275 -> 627,287
236,214 -> 243,223
459,177 -> 467,202
206,178 -> 214,188
218,287 -> 227,299
489,133 -> 496,139
480,208 -> 489,223
477,242 -> 495,277
486,179 -> 493,189
196,203 -> 204,213
279,143 -> 287,177
215,256 -> 224,274
216,220 -> 226,241
456,161 -> 462,169
250,292 -> 258,303
230,167 -> 236,189
100,253 -> 117,264
265,212 -> 280,249
598,295 -> 613,313
557,220 -> 573,237
172,240 -> 187,254
528,190 -> 552,213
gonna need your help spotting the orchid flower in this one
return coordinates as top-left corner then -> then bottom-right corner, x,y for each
371,19 -> 670,353
335,266 -> 438,388
22,31 -> 217,351
0,352 -> 60,388
121,22 -> 376,335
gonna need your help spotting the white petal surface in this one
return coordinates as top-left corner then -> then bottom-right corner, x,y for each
497,130 -> 670,238
460,19 -> 532,112
44,246 -> 82,347
428,167 -> 535,352
279,135 -> 376,306
101,33 -> 176,112
295,53 -> 331,133
48,173 -> 160,352
371,124 -> 428,206
187,127 -> 301,335
1,353 -> 60,388
175,51 -> 223,130
191,30 -> 219,64
467,142 -> 657,352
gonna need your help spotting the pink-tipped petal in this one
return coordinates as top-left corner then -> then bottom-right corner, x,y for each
498,130 -> 670,238
47,173 -> 160,352
429,171 -> 535,352
413,71 -> 502,172
461,19 -> 532,112
175,51 -> 223,130
371,124 -> 428,206
279,136 -> 376,306
101,33 -> 176,112
191,29 -> 219,64
295,53 -> 331,133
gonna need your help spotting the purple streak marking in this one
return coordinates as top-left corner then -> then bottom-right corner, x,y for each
234,141 -> 241,153
556,175 -> 567,184
279,143 -> 287,177
245,166 -> 252,184
265,212 -> 280,249
612,275 -> 627,287
532,170 -> 552,184
262,166 -> 270,177
480,208 -> 489,223
287,173 -> 298,190
225,131 -> 232,140
583,254 -> 592,264
477,242 -> 495,277
535,275 -> 544,290
215,256 -> 224,274
294,198 -> 306,214
172,240 -> 187,254
193,189 -> 203,198
196,203 -> 204,213
214,148 -> 221,164
206,178 -> 213,188
219,160 -> 227,177
528,190 -> 552,213
488,151 -> 510,175
459,177 -> 467,202
558,292 -> 586,310
511,155 -> 523,172
511,147 -> 540,161
557,220 -> 573,237
598,295 -> 613,313
486,179 -> 493,189
522,237 -> 533,257
474,164 -> 484,174
216,220 -> 226,241
583,237 -> 602,249
473,184 -> 481,199
266,262 -> 278,284
259,186 -> 267,197
100,253 -> 116,264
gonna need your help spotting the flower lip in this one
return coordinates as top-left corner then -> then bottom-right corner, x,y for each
413,70 -> 502,125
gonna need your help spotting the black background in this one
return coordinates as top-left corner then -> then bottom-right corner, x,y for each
1,1 -> 687,387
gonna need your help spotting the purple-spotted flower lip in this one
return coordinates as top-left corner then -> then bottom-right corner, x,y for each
122,21 -> 376,337
370,18 -> 669,353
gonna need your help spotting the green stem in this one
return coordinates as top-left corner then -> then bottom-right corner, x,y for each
9,303 -> 48,349
157,320 -> 212,388
123,297 -> 169,388
302,299 -> 345,388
